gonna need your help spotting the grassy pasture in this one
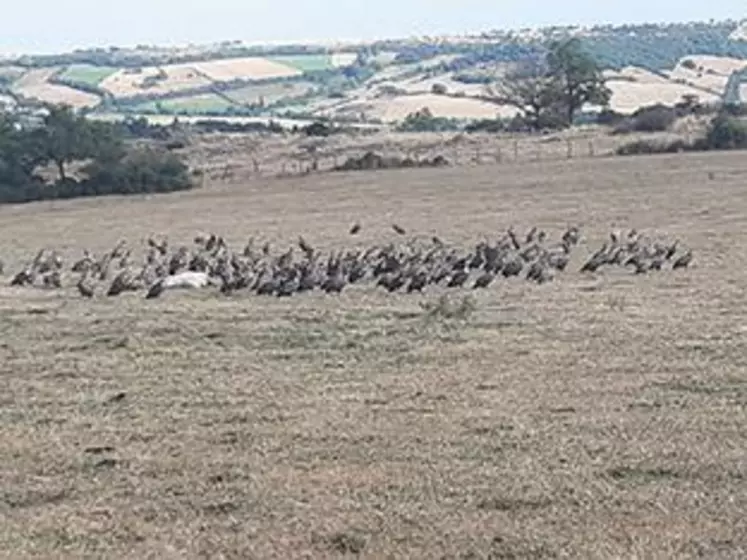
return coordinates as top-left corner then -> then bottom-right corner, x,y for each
59,64 -> 119,86
1,151 -> 746,558
223,81 -> 315,106
132,93 -> 236,114
269,54 -> 338,72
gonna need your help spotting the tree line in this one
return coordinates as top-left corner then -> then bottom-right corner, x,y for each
0,106 -> 193,204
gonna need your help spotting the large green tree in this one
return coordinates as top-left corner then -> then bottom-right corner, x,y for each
490,39 -> 610,129
0,115 -> 47,186
546,38 -> 611,125
40,105 -> 95,182
488,59 -> 564,130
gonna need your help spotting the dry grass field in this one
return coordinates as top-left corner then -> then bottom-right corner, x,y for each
1,151 -> 747,558
11,68 -> 101,108
329,93 -> 517,122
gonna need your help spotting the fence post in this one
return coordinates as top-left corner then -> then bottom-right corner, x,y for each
566,139 -> 573,159
513,139 -> 519,161
588,141 -> 595,157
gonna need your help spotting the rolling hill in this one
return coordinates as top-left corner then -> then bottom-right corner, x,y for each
0,20 -> 745,123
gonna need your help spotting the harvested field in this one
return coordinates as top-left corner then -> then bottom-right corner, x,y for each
100,65 -> 212,97
11,68 -> 101,108
603,63 -> 729,113
683,55 -> 747,76
191,58 -> 301,81
606,80 -> 719,114
329,93 -> 517,122
2,151 -> 747,558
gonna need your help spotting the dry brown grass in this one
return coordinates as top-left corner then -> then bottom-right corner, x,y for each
11,68 -> 100,108
181,127 -> 689,182
100,66 -> 213,98
2,151 -> 747,558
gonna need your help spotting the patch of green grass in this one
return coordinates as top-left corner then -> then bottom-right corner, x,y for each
269,55 -> 335,72
132,94 -> 236,114
224,81 -> 314,105
60,64 -> 118,86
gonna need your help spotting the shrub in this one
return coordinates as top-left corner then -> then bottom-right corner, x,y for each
334,151 -> 449,172
700,114 -> 747,150
465,119 -> 506,133
616,139 -> 690,156
615,104 -> 678,134
396,108 -> 461,132
302,121 -> 339,137
596,108 -> 626,126
431,83 -> 448,95
453,73 -> 493,85
83,147 -> 192,194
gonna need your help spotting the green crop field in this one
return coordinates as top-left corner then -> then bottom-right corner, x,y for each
60,64 -> 119,86
224,81 -> 314,105
132,93 -> 236,114
269,54 -> 336,72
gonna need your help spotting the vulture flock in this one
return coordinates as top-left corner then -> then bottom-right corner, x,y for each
2,224 -> 693,301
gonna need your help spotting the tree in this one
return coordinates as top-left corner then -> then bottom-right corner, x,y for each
0,115 -> 47,186
0,105 -> 193,204
486,42 -> 609,129
41,105 -> 96,182
487,59 -> 563,130
546,38 -> 611,125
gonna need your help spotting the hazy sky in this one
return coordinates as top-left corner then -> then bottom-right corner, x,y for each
1,0 -> 744,54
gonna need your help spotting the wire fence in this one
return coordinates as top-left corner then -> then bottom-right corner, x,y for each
199,132 -> 664,183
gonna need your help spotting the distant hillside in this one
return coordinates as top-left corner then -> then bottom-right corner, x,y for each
1,20 -> 746,122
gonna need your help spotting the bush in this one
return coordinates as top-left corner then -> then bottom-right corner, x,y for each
396,108 -> 461,132
334,151 -> 449,172
616,139 -> 691,156
0,108 -> 195,205
700,114 -> 747,150
453,73 -> 493,85
616,113 -> 747,157
465,119 -> 506,133
83,147 -> 193,195
192,119 -> 284,134
614,104 -> 678,134
302,121 -> 340,137
431,83 -> 448,95
596,108 -> 626,126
